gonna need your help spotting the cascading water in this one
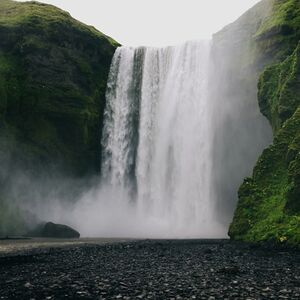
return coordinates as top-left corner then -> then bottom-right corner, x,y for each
101,40 -> 226,237
27,39 -> 271,238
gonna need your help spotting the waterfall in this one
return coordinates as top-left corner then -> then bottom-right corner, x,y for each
101,40 -> 226,237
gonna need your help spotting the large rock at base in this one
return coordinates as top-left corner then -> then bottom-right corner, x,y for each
41,222 -> 80,238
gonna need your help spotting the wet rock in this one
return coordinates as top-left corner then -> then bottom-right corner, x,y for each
41,222 -> 80,238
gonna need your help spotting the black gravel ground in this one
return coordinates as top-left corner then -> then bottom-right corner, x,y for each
0,239 -> 300,299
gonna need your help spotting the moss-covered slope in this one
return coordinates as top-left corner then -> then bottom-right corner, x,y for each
229,0 -> 300,245
255,0 -> 300,61
0,0 -> 118,177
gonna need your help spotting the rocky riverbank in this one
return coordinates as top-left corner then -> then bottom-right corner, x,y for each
0,239 -> 299,299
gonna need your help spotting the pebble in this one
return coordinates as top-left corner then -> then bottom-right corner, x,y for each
0,240 -> 299,299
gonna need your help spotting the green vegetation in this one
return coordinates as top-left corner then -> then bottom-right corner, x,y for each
0,0 -> 118,234
229,44 -> 300,246
256,0 -> 300,38
0,0 -> 118,46
258,44 -> 300,132
255,0 -> 300,61
228,0 -> 300,246
0,0 -> 118,176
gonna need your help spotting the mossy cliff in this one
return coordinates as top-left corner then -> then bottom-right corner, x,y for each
229,0 -> 300,245
0,0 -> 118,177
210,0 -> 274,225
0,0 -> 118,235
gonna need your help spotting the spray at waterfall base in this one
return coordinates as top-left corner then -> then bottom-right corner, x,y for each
12,40 -> 271,238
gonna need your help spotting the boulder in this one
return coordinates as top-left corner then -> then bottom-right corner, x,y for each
41,222 -> 80,239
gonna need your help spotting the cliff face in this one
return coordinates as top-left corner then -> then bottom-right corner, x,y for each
0,0 -> 118,235
210,0 -> 274,226
0,0 -> 118,177
228,0 -> 300,245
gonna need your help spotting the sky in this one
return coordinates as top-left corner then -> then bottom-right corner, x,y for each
17,0 -> 262,46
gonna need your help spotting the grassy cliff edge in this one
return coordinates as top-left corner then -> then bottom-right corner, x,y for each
229,0 -> 300,245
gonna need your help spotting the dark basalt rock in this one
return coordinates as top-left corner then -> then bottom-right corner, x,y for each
41,222 -> 80,238
27,222 -> 80,238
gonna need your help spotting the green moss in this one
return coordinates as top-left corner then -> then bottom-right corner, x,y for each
0,0 -> 118,176
229,50 -> 300,246
258,44 -> 300,132
256,0 -> 300,37
229,0 -> 300,246
0,0 -> 118,46
255,0 -> 300,61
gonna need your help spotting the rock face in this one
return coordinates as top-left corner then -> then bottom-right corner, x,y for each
210,0 -> 275,225
0,0 -> 118,177
41,222 -> 80,238
0,0 -> 118,235
228,0 -> 300,245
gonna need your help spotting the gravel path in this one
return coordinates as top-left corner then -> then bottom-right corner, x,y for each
0,239 -> 300,299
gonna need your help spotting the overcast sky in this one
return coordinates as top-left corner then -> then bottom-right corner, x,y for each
17,0 -> 261,46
